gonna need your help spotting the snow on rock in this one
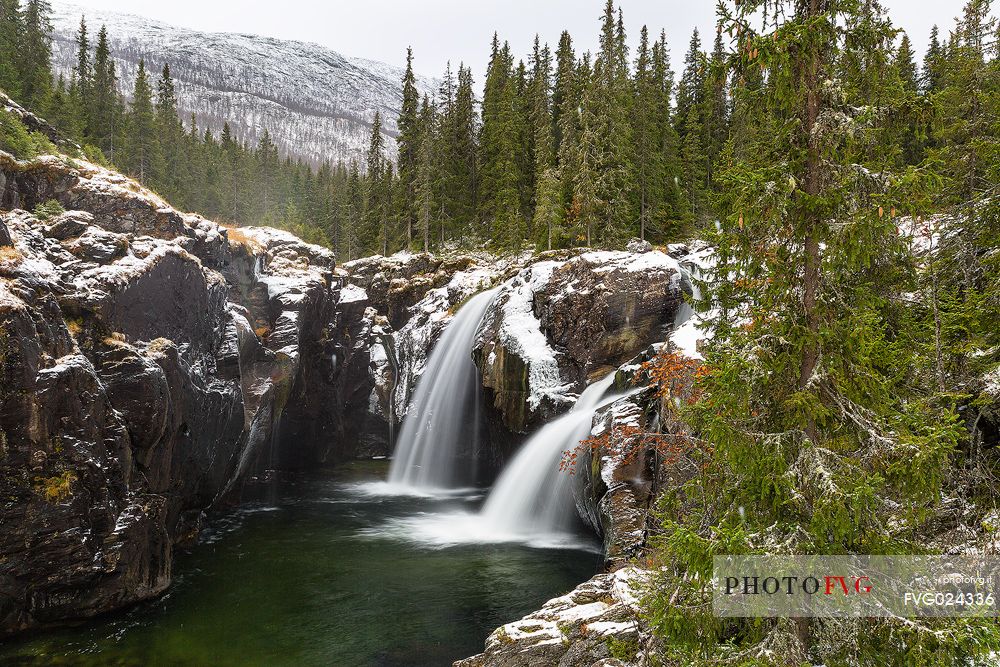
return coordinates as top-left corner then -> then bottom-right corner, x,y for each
475,249 -> 684,434
390,267 -> 500,421
455,566 -> 649,667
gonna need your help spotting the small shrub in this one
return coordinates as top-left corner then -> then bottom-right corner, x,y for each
35,470 -> 76,503
0,110 -> 56,159
64,317 -> 84,337
0,246 -> 23,267
0,109 -> 35,158
33,199 -> 65,222
82,143 -> 110,167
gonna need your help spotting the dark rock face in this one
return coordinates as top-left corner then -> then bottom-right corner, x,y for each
0,141 -> 357,635
475,251 -> 682,435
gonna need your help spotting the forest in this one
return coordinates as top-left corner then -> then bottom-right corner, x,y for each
2,0 -> 1000,663
1,0 -> 990,261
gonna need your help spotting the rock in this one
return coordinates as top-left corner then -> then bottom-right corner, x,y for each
455,567 -> 648,667
626,238 -> 653,253
475,251 -> 682,435
0,95 -> 376,635
43,210 -> 93,240
62,226 -> 130,262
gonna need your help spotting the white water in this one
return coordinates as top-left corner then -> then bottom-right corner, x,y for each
477,373 -> 620,537
387,288 -> 498,492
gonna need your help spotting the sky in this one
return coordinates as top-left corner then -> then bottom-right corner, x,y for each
60,0 -> 975,82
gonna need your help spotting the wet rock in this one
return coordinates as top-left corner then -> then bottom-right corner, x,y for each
455,567 -> 648,667
475,251 -> 682,435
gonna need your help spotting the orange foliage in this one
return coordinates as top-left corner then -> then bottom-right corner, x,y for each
559,350 -> 711,475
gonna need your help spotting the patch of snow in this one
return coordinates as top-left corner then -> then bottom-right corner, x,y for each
498,261 -> 571,410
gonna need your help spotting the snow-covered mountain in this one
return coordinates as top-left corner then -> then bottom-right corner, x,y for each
49,2 -> 437,167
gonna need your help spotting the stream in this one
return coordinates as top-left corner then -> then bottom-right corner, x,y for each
0,460 -> 601,667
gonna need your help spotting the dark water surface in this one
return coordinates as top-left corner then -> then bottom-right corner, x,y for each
0,461 -> 602,666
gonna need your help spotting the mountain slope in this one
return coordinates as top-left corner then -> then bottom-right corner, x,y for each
49,1 -> 438,166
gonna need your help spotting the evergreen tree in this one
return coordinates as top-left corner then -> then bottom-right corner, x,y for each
124,59 -> 162,183
18,0 -> 53,109
414,103 -> 435,252
529,36 -> 554,246
91,25 -> 119,158
674,28 -> 705,140
396,47 -> 420,246
255,128 -> 280,222
652,1 -> 976,661
553,31 -> 580,216
0,0 -> 21,98
364,110 -> 388,255
73,15 -> 90,128
923,24 -> 945,92
576,0 -> 635,247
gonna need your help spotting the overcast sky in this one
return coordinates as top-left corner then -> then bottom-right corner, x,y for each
62,0 -> 975,82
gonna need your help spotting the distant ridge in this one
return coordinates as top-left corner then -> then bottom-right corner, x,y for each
49,1 -> 438,167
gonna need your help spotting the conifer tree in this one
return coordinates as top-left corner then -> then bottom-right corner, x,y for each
396,47 -> 420,246
529,36 -> 554,245
632,26 -> 662,242
18,0 -> 53,109
576,0 -> 635,247
73,16 -> 90,127
553,32 -> 580,215
125,59 -> 162,183
91,25 -> 118,159
0,0 -> 21,98
364,110 -> 388,255
674,28 -> 704,141
451,64 -> 478,228
924,25 -> 946,94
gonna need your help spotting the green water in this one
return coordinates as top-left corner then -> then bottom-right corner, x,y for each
0,461 -> 602,667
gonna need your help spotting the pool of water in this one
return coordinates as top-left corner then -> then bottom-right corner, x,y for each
0,461 -> 603,666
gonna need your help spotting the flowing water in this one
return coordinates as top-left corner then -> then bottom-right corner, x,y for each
374,374 -> 633,549
0,461 -> 601,667
478,373 -> 618,537
387,289 -> 498,492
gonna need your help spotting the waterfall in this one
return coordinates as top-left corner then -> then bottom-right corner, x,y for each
387,288 -> 498,491
478,373 -> 620,537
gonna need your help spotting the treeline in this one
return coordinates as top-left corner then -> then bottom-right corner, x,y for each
0,0 -> 996,263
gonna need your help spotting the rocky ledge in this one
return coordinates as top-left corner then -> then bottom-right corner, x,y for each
456,566 -> 650,667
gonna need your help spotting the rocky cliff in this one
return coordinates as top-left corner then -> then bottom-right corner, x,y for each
0,84 -> 442,631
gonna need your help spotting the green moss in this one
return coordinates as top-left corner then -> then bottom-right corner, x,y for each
606,635 -> 639,661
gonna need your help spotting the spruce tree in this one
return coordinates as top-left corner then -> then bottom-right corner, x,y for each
364,111 -> 388,255
91,25 -> 118,159
396,47 -> 420,246
652,0 -> 977,660
575,0 -> 635,247
18,0 -> 53,109
125,59 -> 162,183
529,37 -> 554,245
674,28 -> 705,141
74,16 -> 90,128
0,0 -> 21,98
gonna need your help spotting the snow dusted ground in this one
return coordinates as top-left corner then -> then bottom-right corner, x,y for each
49,1 -> 438,167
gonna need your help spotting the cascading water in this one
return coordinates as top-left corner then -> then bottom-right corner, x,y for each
387,288 -> 498,491
478,373 -> 620,537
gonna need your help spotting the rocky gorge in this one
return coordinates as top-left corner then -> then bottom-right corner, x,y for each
0,94 -> 703,665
